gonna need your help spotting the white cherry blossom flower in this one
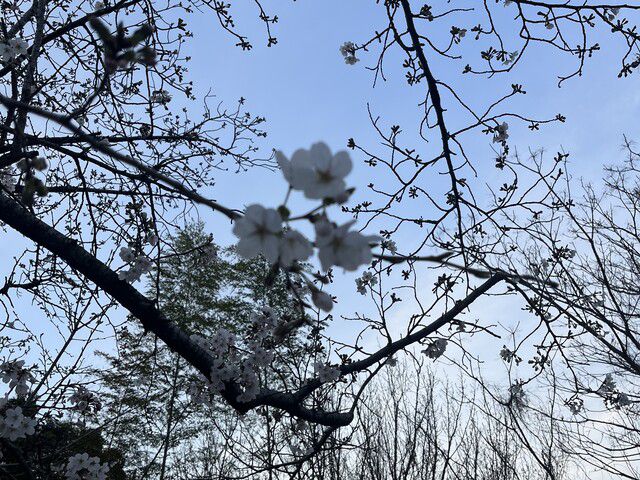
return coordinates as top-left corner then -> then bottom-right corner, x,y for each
279,229 -> 312,267
117,254 -> 152,283
314,362 -> 340,383
0,360 -> 34,397
64,453 -> 110,480
315,219 -> 378,271
119,246 -> 135,263
509,382 -> 527,410
423,338 -> 447,359
493,122 -> 509,143
233,204 -> 282,264
598,373 -> 616,395
0,407 -> 36,441
381,239 -> 397,253
0,38 -> 28,62
237,367 -> 260,402
69,386 -> 102,414
356,270 -> 378,295
339,41 -> 359,65
311,290 -> 333,312
150,89 -> 171,104
617,392 -> 632,407
276,143 -> 352,200
566,397 -> 583,415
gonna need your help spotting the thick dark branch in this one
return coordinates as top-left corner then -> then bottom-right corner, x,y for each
0,192 -> 352,427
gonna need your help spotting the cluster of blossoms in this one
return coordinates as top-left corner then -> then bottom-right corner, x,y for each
313,361 -> 341,383
355,270 -> 377,295
339,41 -> 359,65
0,38 -> 28,63
190,310 -> 279,403
17,156 -> 47,172
566,396 -> 584,415
598,373 -> 617,396
450,26 -> 466,43
423,338 -> 447,360
0,360 -> 34,397
380,239 -> 397,253
0,406 -> 36,441
64,453 -> 110,480
509,382 -> 527,410
499,346 -> 515,362
597,373 -> 633,408
233,143 -> 379,311
605,7 -> 621,21
493,122 -> 509,143
499,346 -> 522,365
69,386 -> 102,415
502,51 -> 519,66
188,304 -> 345,404
118,246 -> 153,283
150,89 -> 172,104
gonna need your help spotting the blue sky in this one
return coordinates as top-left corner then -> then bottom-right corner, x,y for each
177,1 -> 640,361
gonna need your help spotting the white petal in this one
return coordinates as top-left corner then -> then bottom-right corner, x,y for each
236,235 -> 262,259
275,151 -> 292,183
318,246 -> 336,271
261,235 -> 280,264
232,217 -> 257,237
290,148 -> 314,170
243,204 -> 266,222
310,142 -> 333,170
263,208 -> 283,233
331,151 -> 352,178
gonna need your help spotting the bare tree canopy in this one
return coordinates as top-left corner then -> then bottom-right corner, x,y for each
0,0 -> 639,478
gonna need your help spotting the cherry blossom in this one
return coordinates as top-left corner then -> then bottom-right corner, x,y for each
423,338 -> 447,360
0,38 -> 28,62
314,361 -> 340,383
509,382 -> 527,410
276,142 -> 352,200
381,239 -> 397,253
311,289 -> 333,312
150,89 -> 171,104
339,41 -> 359,65
493,122 -> 509,143
232,204 -> 282,264
355,271 -> 377,295
0,360 -> 34,397
64,453 -> 110,480
616,392 -> 632,407
566,397 -> 583,415
598,373 -> 616,395
69,386 -> 102,415
118,254 -> 153,283
315,219 -> 378,271
118,246 -> 135,263
279,229 -> 313,267
0,406 -> 36,441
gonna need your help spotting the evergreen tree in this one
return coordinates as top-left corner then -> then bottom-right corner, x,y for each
98,223 -> 318,478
